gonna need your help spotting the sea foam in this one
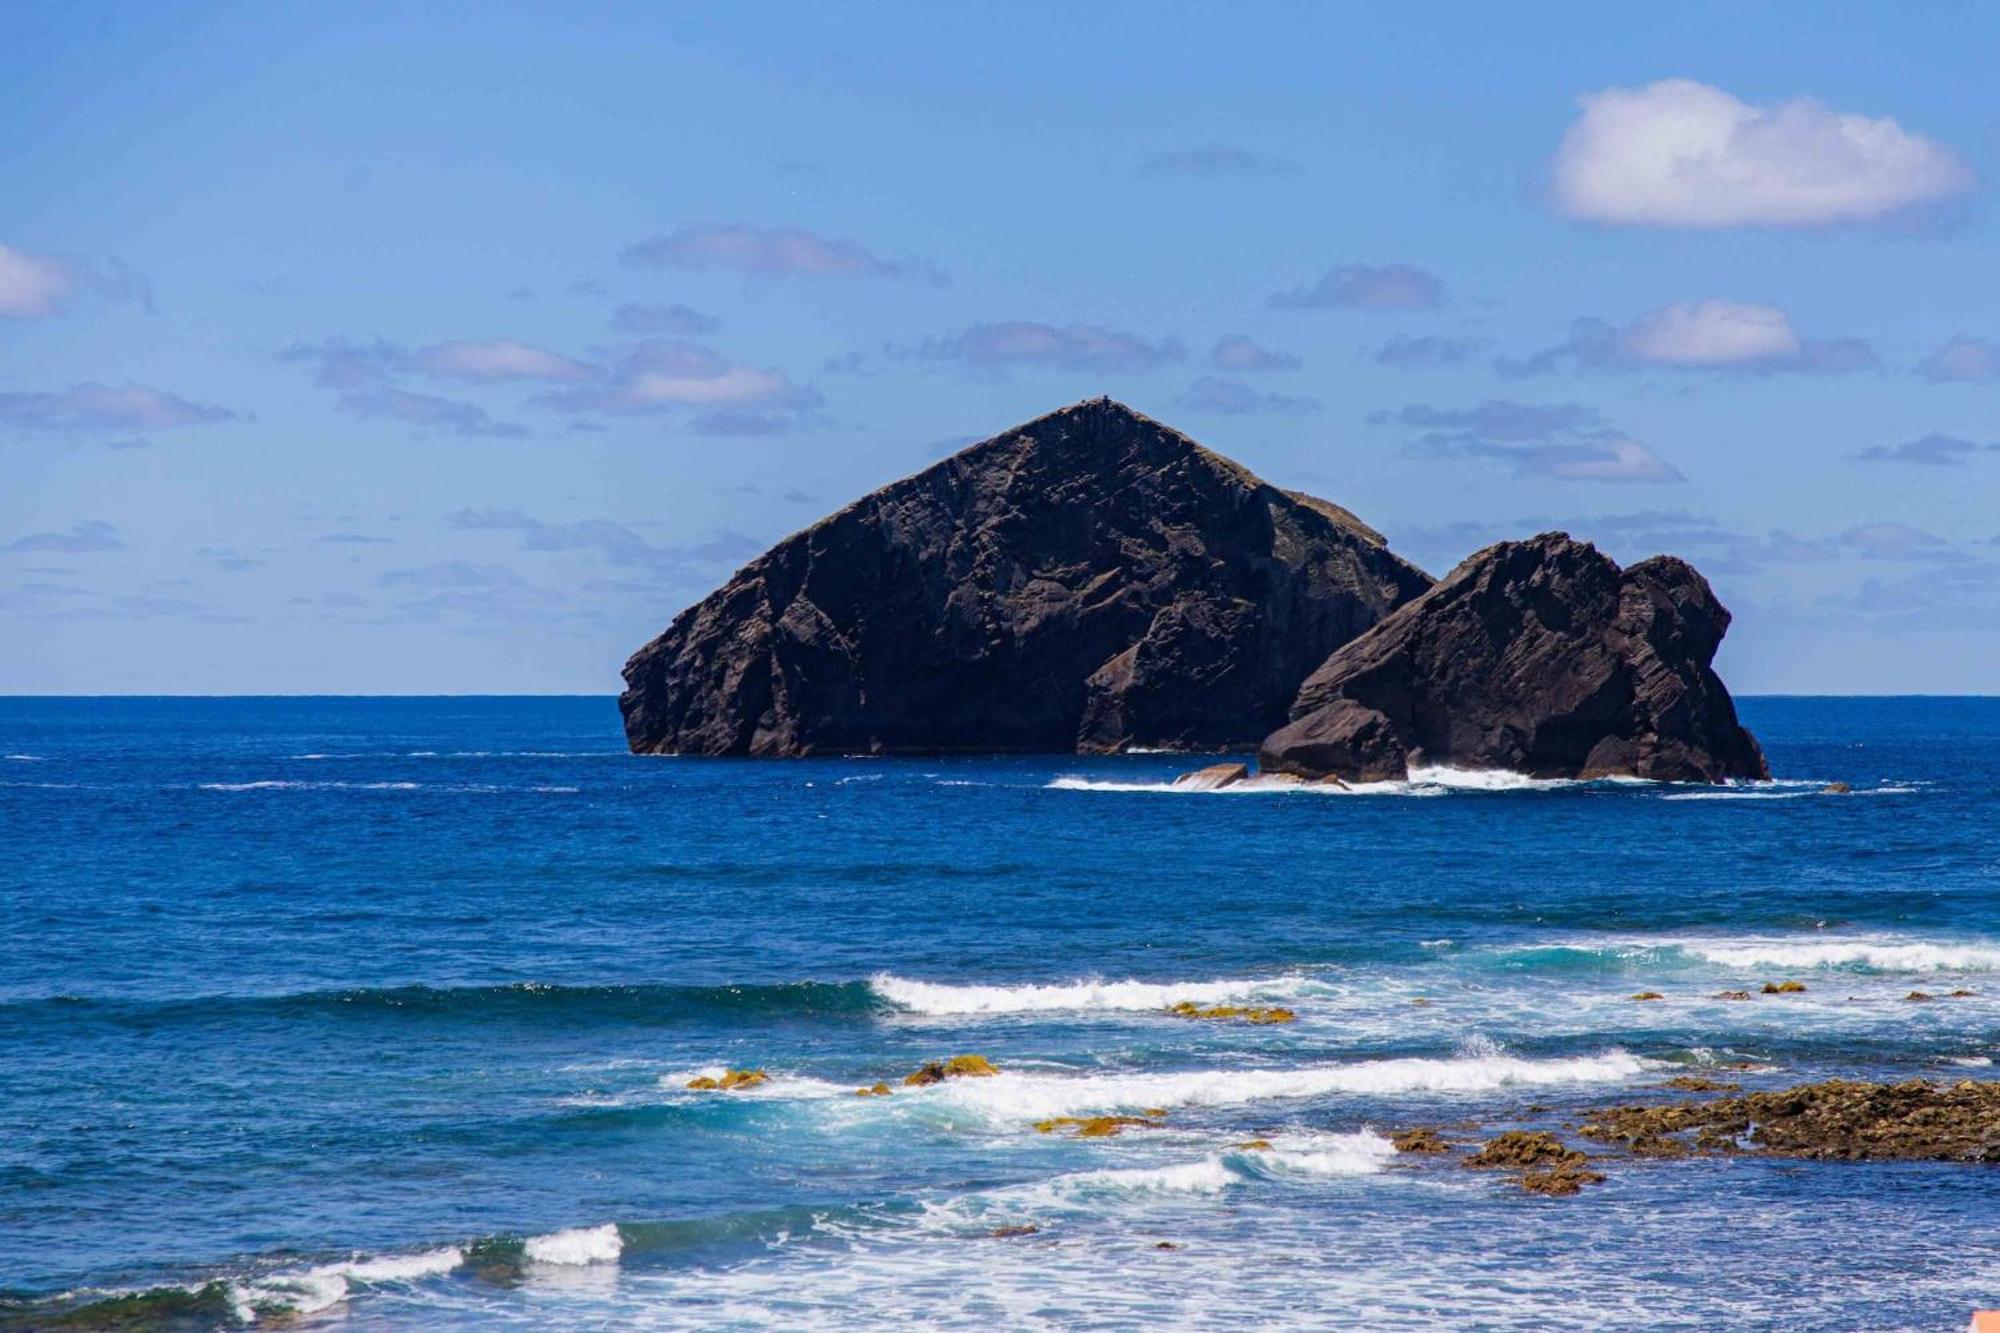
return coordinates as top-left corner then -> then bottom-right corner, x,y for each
226,1245 -> 465,1319
524,1223 -> 624,1266
1685,938 -> 2000,973
1047,767 -> 1649,797
870,972 -> 1317,1015
907,1050 -> 1651,1123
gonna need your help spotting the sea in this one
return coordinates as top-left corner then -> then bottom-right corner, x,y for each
1,695 -> 1995,1331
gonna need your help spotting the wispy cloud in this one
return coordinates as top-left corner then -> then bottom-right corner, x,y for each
1395,509 -> 1842,579
1176,375 -> 1318,415
338,387 -> 528,439
0,384 -> 235,436
449,507 -> 762,575
1268,263 -> 1444,311
1373,334 -> 1488,370
621,222 -> 946,285
0,243 -> 152,318
1855,432 -> 1999,466
531,339 -> 819,418
1916,335 -> 2000,383
414,339 -> 596,383
1371,399 -> 1682,484
893,321 -> 1183,375
609,302 -> 720,336
1550,79 -> 1973,227
1208,335 -> 1299,372
1498,300 -> 1874,378
3,519 -> 126,554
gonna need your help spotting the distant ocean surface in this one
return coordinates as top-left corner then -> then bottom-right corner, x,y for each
2,696 -> 1996,1330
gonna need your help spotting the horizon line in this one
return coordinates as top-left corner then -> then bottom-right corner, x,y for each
2,692 -> 1998,701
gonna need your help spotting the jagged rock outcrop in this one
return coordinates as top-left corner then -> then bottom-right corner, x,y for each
1258,532 -> 1767,783
621,398 -> 1432,755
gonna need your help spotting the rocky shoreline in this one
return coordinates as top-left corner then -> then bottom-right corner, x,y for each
1385,1076 -> 2000,1199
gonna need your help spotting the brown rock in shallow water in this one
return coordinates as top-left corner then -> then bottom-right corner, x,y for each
1907,991 -> 1935,1002
1631,991 -> 1665,1001
1391,1128 -> 1450,1154
1713,991 -> 1752,1001
1821,781 -> 1852,794
1762,980 -> 1808,994
1464,1131 -> 1588,1170
1258,532 -> 1767,783
1167,1001 -> 1297,1024
905,1054 -> 1000,1086
989,1225 -> 1038,1238
688,1068 -> 768,1091
1172,762 -> 1250,791
1234,1139 -> 1273,1151
1033,1115 -> 1162,1138
1661,1076 -> 1740,1093
1521,1163 -> 1607,1196
1581,1077 -> 2000,1161
853,1082 -> 892,1097
621,398 -> 1430,757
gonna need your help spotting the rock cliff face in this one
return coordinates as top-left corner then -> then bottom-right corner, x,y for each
1257,532 -> 1767,782
621,398 -> 1433,755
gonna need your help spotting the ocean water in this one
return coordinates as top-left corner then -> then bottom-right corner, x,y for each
1,695 -> 1996,1331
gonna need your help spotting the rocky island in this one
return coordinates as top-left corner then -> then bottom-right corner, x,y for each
622,398 -> 1431,755
1258,532 -> 1769,783
623,398 -> 1765,781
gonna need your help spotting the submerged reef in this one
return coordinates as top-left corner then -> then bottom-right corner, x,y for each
1167,1000 -> 1297,1024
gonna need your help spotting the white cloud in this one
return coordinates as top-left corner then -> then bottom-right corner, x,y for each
1551,79 -> 1973,227
1501,300 -> 1873,377
0,244 -> 72,317
536,340 -> 819,416
1621,300 -> 1800,366
415,339 -> 595,383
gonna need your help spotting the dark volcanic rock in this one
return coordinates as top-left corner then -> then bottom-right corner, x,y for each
1257,531 -> 1767,783
1580,1078 -> 2000,1162
621,398 -> 1432,755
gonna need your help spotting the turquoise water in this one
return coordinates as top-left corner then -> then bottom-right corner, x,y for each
1,696 -> 1996,1329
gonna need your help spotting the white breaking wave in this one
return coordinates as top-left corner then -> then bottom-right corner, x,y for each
1047,767 -> 1652,798
4,753 -> 42,761
227,1245 -> 465,1319
944,1130 -> 1397,1219
870,972 -> 1317,1015
905,1050 -> 1651,1123
1685,938 -> 2000,973
525,1223 -> 623,1266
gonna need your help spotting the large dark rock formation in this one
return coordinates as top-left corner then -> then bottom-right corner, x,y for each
621,398 -> 1432,755
1258,532 -> 1767,782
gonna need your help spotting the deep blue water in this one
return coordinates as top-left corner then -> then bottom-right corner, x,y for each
1,696 -> 1996,1329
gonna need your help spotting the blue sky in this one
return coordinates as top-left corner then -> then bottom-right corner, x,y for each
6,1 -> 2000,693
